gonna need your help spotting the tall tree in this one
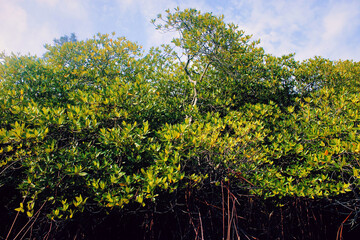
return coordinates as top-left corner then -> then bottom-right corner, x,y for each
153,8 -> 298,113
53,33 -> 77,46
1,8 -> 360,240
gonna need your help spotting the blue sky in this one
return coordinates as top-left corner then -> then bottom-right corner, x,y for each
1,0 -> 359,61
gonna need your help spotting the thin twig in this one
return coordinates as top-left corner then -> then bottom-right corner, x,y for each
336,211 -> 353,240
12,200 -> 47,240
227,182 -> 231,240
0,159 -> 21,175
5,193 -> 28,240
221,181 -> 225,240
198,210 -> 204,240
19,209 -> 41,240
44,220 -> 53,240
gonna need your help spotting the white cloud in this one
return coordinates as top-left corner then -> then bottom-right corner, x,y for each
1,0 -> 359,61
34,0 -> 88,19
323,12 -> 348,41
35,0 -> 59,7
0,1 -> 28,54
227,0 -> 316,56
113,0 -> 177,49
0,0 -> 92,56
113,0 -> 216,50
317,2 -> 360,59
111,0 -> 360,61
222,0 -> 360,61
63,0 -> 89,20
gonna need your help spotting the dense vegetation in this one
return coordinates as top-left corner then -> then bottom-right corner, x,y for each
1,8 -> 360,239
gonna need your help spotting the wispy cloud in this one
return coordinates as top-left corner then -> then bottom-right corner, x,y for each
0,1 -> 29,54
115,0 -> 179,49
225,0 -> 360,61
0,0 -> 359,60
318,1 -> 360,60
0,0 -> 91,56
113,0 -> 218,50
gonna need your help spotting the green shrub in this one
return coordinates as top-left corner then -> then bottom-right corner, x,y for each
1,8 -> 360,238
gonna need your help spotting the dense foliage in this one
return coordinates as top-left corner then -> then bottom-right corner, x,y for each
1,8 -> 360,239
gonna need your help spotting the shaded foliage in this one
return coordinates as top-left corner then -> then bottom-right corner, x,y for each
1,8 -> 360,239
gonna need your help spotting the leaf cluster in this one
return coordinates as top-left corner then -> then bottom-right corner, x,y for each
1,8 -> 360,232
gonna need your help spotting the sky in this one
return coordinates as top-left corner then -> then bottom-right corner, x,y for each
1,0 -> 360,61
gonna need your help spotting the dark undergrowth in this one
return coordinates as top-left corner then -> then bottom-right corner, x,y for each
2,184 -> 359,240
